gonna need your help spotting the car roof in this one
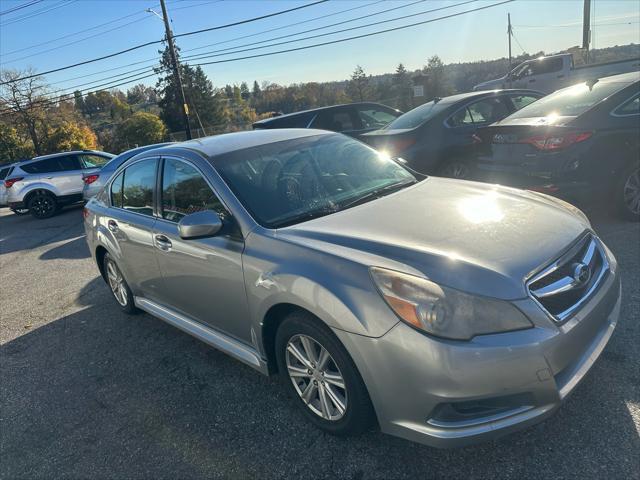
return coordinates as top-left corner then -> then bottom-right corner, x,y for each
24,150 -> 113,164
595,71 -> 640,84
157,129 -> 332,159
434,88 -> 543,105
253,102 -> 398,125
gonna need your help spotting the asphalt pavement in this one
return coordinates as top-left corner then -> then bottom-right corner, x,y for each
1,204 -> 638,479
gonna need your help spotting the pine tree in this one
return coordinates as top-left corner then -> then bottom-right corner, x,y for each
155,44 -> 227,133
393,63 -> 413,111
347,65 -> 370,102
252,80 -> 261,99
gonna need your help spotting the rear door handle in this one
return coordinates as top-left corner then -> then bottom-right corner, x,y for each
107,219 -> 119,232
154,234 -> 172,251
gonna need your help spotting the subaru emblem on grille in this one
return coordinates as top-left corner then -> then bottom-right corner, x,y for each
571,262 -> 591,288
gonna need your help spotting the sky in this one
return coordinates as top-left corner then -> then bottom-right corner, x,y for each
0,0 -> 639,97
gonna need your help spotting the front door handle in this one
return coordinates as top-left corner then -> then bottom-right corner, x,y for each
154,234 -> 172,251
107,219 -> 119,232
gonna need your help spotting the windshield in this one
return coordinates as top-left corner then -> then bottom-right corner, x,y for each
385,100 -> 449,130
215,134 -> 415,228
508,80 -> 627,119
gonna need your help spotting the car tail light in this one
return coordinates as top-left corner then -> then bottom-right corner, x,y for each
471,133 -> 482,144
83,174 -> 99,185
519,131 -> 592,151
4,177 -> 23,188
82,207 -> 90,219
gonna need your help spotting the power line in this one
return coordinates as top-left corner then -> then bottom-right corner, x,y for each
514,20 -> 640,28
174,0 -> 328,38
183,0 -> 478,63
1,0 -> 514,112
0,0 -> 43,16
1,9 -> 150,57
183,0 -> 425,58
2,15 -> 155,64
45,0 -> 386,87
192,0 -> 515,67
511,30 -> 526,53
182,0 -> 385,55
0,0 -> 328,85
0,0 -> 76,27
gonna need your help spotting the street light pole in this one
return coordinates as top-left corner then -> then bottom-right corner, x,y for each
159,0 -> 192,140
507,13 -> 512,69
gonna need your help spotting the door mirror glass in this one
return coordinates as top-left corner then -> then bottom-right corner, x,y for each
178,210 -> 223,239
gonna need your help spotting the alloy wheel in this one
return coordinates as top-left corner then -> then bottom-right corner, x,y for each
30,195 -> 55,217
285,334 -> 348,421
106,259 -> 128,307
623,168 -> 640,215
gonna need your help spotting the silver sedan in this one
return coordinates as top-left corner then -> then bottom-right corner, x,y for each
83,129 -> 620,447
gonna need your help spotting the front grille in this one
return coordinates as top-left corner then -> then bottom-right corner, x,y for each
527,233 -> 609,322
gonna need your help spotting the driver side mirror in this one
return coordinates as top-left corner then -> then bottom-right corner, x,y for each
178,210 -> 223,239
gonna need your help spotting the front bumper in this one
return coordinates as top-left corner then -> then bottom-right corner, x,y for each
334,267 -> 620,448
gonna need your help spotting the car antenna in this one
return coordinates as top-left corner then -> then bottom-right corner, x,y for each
585,78 -> 599,91
433,97 -> 442,103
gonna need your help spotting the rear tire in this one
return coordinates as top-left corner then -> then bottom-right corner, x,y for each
617,163 -> 640,222
275,310 -> 376,437
438,159 -> 471,180
103,252 -> 138,314
28,191 -> 57,219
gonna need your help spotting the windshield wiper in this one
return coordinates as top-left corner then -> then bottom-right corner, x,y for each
339,180 -> 417,210
272,205 -> 339,228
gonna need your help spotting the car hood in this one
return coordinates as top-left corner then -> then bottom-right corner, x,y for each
279,178 -> 589,300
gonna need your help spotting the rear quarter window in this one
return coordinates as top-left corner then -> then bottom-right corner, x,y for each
612,93 -> 640,116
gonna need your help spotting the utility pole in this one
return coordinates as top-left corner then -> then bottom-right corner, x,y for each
507,13 -> 513,69
582,0 -> 591,64
159,0 -> 192,140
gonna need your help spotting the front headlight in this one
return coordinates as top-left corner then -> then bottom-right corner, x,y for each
370,267 -> 532,340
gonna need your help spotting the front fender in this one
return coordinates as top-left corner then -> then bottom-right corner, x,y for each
243,231 -> 400,345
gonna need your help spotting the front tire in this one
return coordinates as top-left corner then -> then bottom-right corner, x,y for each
275,311 -> 376,436
28,191 -> 57,219
617,163 -> 640,222
103,252 -> 138,314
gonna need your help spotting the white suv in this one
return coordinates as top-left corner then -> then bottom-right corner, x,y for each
5,150 -> 114,219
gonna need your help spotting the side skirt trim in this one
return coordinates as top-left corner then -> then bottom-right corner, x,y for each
134,296 -> 268,375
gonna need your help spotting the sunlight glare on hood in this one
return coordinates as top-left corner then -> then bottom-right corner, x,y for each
458,190 -> 505,224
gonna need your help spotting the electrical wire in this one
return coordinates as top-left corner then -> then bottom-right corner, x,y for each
1,0 -> 514,113
182,0 -> 479,63
0,0 -> 76,27
0,0 -> 43,16
0,0 -> 328,85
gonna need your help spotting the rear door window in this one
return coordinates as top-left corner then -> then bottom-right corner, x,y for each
531,57 -> 564,75
311,108 -> 358,132
21,157 -> 66,173
447,97 -> 510,127
57,155 -> 82,171
121,158 -> 157,216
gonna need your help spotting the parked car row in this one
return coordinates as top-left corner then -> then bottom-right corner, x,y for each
252,72 -> 639,221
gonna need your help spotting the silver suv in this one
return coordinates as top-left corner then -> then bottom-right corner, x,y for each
6,150 -> 114,219
83,143 -> 173,201
84,130 -> 620,447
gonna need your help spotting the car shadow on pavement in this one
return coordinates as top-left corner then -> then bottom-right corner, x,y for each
38,235 -> 90,260
0,206 -> 85,257
1,279 -> 639,479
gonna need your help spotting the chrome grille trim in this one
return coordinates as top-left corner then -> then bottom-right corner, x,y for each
526,233 -> 609,322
